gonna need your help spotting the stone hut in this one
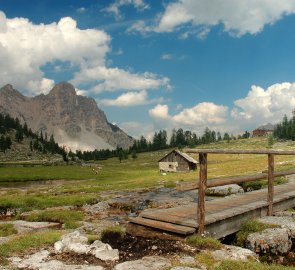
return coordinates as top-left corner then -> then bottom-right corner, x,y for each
252,123 -> 275,137
158,150 -> 197,172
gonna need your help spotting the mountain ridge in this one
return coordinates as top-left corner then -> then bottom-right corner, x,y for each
0,82 -> 134,151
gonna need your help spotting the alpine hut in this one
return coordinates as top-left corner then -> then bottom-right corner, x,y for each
158,150 -> 197,172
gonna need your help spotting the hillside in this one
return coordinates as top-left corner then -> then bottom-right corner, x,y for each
0,113 -> 64,164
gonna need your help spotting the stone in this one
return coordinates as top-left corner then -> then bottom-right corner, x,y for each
55,230 -> 89,254
114,256 -> 171,270
88,240 -> 119,261
258,216 -> 295,238
178,255 -> 196,265
246,228 -> 292,255
205,184 -> 244,196
83,201 -> 110,217
211,245 -> 258,261
10,250 -> 105,270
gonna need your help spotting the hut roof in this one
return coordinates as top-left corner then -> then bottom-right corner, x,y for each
158,149 -> 197,164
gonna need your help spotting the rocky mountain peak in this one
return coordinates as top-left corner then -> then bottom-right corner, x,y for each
0,83 -> 134,151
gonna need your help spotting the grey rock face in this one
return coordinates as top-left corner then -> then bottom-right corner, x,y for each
0,83 -> 134,151
114,256 -> 171,270
246,228 -> 292,255
205,184 -> 244,196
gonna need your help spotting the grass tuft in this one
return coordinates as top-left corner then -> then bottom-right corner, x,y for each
0,224 -> 17,237
0,230 -> 61,258
186,235 -> 222,250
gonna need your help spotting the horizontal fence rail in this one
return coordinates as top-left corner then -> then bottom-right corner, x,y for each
183,149 -> 295,234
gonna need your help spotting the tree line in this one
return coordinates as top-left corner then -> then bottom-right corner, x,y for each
273,114 -> 295,140
0,113 -> 68,160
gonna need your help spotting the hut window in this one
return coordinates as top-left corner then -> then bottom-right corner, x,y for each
169,164 -> 173,169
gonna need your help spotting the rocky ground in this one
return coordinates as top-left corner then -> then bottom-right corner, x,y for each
0,185 -> 295,269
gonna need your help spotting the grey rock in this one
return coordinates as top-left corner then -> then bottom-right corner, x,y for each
54,230 -> 89,254
258,216 -> 295,238
10,250 -> 104,270
88,240 -> 119,261
114,256 -> 171,270
246,228 -> 292,255
205,184 -> 244,196
54,231 -> 119,262
211,245 -> 258,261
178,255 -> 196,265
83,201 -> 110,216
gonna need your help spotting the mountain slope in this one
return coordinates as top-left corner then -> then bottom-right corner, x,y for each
0,83 -> 134,151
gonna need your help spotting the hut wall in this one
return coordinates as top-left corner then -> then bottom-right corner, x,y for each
159,152 -> 190,172
159,162 -> 178,172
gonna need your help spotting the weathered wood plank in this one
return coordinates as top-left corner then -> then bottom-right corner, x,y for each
130,217 -> 196,235
176,169 -> 295,191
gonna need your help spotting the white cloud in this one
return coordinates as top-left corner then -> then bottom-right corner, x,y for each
172,102 -> 228,125
100,90 -> 148,106
161,54 -> 173,60
26,78 -> 55,96
149,104 -> 170,119
130,0 -> 295,37
232,82 -> 295,125
0,11 -> 169,96
72,66 -> 171,93
104,0 -> 149,20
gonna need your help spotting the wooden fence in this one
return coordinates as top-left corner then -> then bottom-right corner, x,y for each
183,149 -> 295,234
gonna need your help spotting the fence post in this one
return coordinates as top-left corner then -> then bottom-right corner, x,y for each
198,152 -> 207,234
267,154 -> 274,216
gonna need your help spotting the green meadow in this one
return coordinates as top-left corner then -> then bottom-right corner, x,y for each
0,137 -> 294,211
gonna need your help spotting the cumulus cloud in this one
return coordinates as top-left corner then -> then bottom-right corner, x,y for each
130,0 -> 295,37
71,66 -> 171,93
149,104 -> 170,119
232,82 -> 295,125
104,0 -> 149,19
100,90 -> 148,106
172,102 -> 228,125
0,11 -> 169,96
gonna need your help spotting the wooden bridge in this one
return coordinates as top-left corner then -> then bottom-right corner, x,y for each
130,149 -> 295,238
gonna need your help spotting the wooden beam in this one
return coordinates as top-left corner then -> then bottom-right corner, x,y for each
198,153 -> 207,235
176,169 -> 295,191
185,149 -> 295,155
268,154 -> 274,216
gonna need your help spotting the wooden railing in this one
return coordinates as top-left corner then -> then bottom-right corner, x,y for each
182,149 -> 295,235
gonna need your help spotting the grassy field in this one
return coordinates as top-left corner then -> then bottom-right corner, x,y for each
0,137 -> 294,210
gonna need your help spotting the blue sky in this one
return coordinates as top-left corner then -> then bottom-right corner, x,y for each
1,0 -> 295,139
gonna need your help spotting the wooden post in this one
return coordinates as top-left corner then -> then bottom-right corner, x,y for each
267,154 -> 274,216
198,153 -> 207,234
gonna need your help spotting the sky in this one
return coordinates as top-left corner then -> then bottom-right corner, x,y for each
1,0 -> 295,139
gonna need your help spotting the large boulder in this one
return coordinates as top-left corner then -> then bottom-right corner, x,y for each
205,184 -> 244,196
257,216 -> 295,238
246,228 -> 292,255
